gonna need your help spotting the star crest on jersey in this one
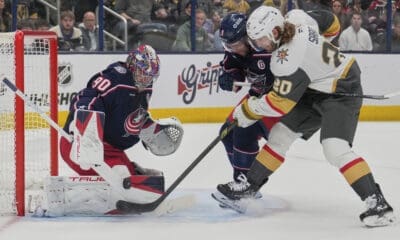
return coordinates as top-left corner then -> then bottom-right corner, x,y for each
276,48 -> 289,64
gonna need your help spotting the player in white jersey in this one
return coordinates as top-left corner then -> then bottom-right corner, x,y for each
212,6 -> 395,227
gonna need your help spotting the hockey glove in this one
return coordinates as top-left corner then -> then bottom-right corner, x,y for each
140,117 -> 184,156
233,97 -> 263,128
218,71 -> 244,92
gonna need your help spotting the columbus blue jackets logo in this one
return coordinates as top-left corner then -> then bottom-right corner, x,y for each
124,108 -> 147,136
276,48 -> 289,64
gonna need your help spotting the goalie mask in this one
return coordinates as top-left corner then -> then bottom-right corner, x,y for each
126,44 -> 160,89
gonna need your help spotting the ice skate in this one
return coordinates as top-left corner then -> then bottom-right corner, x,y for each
216,175 -> 262,210
211,191 -> 248,213
216,173 -> 260,200
360,184 -> 395,227
212,174 -> 261,213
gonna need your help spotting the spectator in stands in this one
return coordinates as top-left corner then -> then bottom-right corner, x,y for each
16,0 -> 29,20
0,0 -> 12,32
175,0 -> 193,26
297,0 -> 332,11
50,10 -> 84,51
16,18 -> 34,30
163,0 -> 180,24
113,0 -> 157,37
79,11 -> 99,51
197,0 -> 214,17
181,0 -> 214,17
151,3 -> 177,26
332,0 -> 350,28
331,0 -> 350,46
373,16 -> 400,51
213,0 -> 225,17
204,9 -> 222,44
223,0 -> 251,14
263,0 -> 279,7
34,18 -> 51,30
391,18 -> 400,51
339,12 -> 373,51
172,8 -> 213,51
72,0 -> 98,23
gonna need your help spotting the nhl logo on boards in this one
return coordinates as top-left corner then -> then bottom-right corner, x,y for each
58,62 -> 73,85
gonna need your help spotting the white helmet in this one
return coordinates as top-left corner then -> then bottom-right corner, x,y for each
246,6 -> 284,44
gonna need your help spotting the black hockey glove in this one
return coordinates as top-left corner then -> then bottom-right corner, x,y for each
218,71 -> 244,91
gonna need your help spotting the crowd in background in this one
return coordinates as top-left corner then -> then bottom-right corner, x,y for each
1,0 -> 400,52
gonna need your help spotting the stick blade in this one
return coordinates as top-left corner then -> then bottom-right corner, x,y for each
116,194 -> 196,215
116,199 -> 159,214
384,91 -> 400,99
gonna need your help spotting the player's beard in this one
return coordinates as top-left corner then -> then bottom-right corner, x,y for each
270,42 -> 278,51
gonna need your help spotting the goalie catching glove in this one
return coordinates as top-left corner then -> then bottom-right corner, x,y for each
140,117 -> 184,156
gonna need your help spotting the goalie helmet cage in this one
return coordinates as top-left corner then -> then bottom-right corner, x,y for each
0,30 -> 58,216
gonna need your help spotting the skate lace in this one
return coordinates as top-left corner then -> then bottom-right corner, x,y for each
365,194 -> 378,210
227,173 -> 250,191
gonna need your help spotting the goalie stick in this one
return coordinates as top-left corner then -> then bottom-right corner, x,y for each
2,77 -> 73,141
116,121 -> 237,214
233,81 -> 400,100
2,77 -> 194,215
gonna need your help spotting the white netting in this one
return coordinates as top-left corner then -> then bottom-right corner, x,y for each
0,32 -> 55,215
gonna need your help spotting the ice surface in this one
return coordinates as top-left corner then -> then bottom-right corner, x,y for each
1,122 -> 399,240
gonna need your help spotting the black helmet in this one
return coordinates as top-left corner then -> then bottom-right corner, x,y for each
219,12 -> 247,44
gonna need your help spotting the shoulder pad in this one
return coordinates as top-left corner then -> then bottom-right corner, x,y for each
271,27 -> 307,76
107,62 -> 128,75
286,9 -> 319,32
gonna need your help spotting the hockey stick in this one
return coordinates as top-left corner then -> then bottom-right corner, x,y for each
2,77 -> 119,189
116,121 -> 237,214
233,82 -> 400,100
2,77 -> 73,141
1,77 -> 164,213
3,77 -> 234,214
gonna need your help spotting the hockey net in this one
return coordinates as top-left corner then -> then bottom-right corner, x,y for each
0,31 -> 58,216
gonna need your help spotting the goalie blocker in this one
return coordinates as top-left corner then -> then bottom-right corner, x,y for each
33,109 -> 183,216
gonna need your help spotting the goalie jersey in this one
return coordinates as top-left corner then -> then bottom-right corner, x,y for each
64,61 -> 152,150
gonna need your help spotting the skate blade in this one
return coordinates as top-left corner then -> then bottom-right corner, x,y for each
211,192 -> 247,214
363,211 -> 396,227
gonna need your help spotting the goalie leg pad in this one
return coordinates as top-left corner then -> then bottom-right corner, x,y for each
69,109 -> 105,171
32,176 -> 117,217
